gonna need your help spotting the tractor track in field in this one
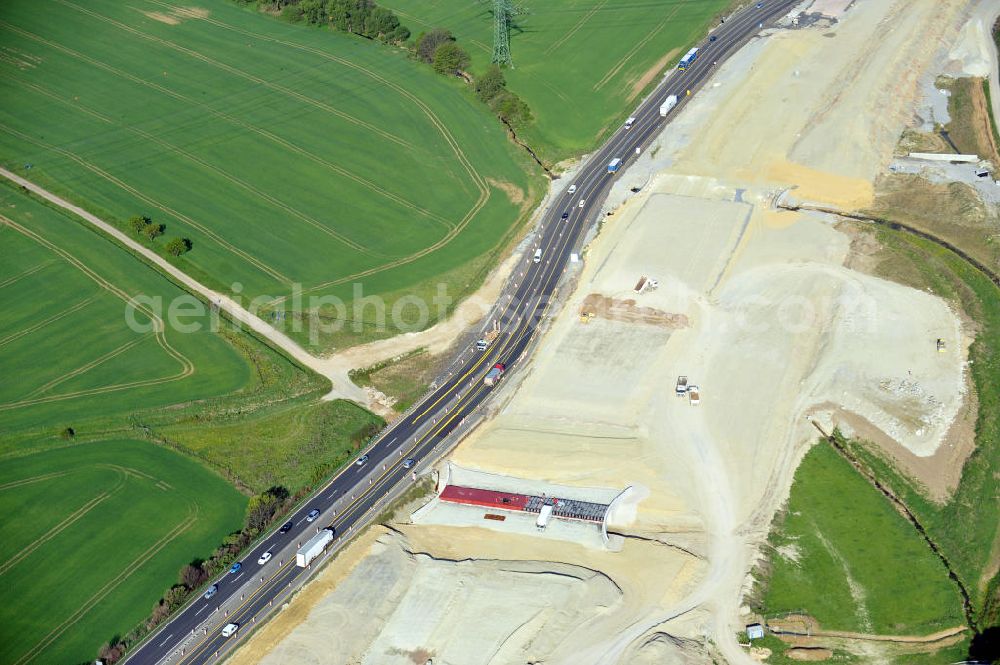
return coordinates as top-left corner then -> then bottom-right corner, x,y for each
1,15 -> 498,296
0,468 -> 126,577
12,502 -> 199,665
0,167 -> 368,402
0,293 -> 99,349
56,0 -> 414,151
592,2 -> 682,92
0,259 -> 54,289
0,27 -> 452,239
544,0 -> 609,56
0,213 -> 195,412
24,335 -> 150,399
13,79 -> 391,254
165,3 -> 492,192
0,114 -> 292,284
0,121 -> 292,285
0,469 -> 73,492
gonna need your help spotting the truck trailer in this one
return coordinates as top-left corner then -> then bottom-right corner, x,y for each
659,95 -> 678,117
484,362 -> 506,386
296,528 -> 334,567
678,48 -> 699,71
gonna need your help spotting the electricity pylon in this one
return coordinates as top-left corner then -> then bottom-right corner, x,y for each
484,0 -> 526,67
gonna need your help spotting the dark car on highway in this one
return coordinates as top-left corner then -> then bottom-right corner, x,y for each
279,520 -> 294,533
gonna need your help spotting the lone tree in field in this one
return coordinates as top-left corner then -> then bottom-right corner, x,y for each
433,41 -> 470,76
166,237 -> 191,256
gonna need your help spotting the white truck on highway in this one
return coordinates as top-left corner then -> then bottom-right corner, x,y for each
659,95 -> 678,117
476,321 -> 500,351
296,528 -> 334,567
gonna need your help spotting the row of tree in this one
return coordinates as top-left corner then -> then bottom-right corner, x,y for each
96,485 -> 295,664
95,417 -> 385,664
413,29 -> 532,129
232,2 -> 534,132
127,215 -> 191,256
254,0 -> 410,44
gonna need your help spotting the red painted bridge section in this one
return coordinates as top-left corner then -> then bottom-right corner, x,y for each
439,485 -> 608,523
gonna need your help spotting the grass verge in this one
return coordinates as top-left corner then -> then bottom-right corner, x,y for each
351,347 -> 446,413
756,441 -> 964,635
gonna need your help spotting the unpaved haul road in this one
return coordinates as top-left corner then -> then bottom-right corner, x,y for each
0,166 -> 368,404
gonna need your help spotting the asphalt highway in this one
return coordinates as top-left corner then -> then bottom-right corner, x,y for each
126,2 -> 801,663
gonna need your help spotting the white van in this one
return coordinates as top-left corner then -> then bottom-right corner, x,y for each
222,623 -> 240,638
624,117 -> 637,129
533,248 -> 542,263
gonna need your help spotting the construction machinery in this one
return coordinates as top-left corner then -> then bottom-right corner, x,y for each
476,320 -> 501,351
634,276 -> 659,294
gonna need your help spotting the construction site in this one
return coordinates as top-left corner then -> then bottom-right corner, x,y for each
227,0 -> 997,662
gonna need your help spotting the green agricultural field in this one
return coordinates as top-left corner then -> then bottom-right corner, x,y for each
0,188 -> 251,441
382,0 -> 731,162
0,0 -> 542,352
0,187 -> 378,662
759,442 -> 964,635
0,439 -> 246,665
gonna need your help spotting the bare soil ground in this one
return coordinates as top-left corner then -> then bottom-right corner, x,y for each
229,1 -> 980,663
580,293 -> 689,328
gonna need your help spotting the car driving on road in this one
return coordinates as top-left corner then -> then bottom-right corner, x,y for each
403,458 -> 416,469
203,584 -> 218,600
221,623 -> 239,638
578,199 -> 586,208
355,454 -> 369,466
279,520 -> 294,533
560,211 -> 569,221
228,562 -> 241,575
306,508 -> 321,522
257,551 -> 272,565
568,184 -> 577,194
